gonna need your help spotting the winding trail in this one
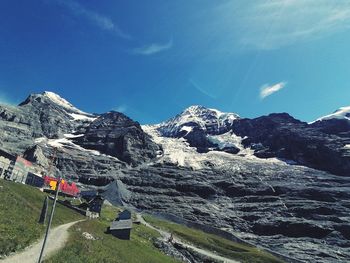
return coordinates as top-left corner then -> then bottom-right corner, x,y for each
137,214 -> 239,263
1,220 -> 81,263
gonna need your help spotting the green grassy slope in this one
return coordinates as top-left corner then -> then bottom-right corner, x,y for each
144,215 -> 284,263
0,179 -> 84,257
0,178 -> 284,263
45,205 -> 180,263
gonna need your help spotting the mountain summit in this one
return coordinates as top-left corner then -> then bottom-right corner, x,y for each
158,105 -> 239,137
19,91 -> 96,120
314,106 -> 350,122
310,106 -> 350,136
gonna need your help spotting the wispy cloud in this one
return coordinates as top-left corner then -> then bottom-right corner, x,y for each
244,1 -> 350,49
209,1 -> 350,50
260,82 -> 286,99
0,91 -> 16,106
189,78 -> 217,99
54,0 -> 130,39
132,39 -> 173,55
113,104 -> 127,113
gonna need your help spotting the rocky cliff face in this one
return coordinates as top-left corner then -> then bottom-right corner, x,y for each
1,92 -> 350,262
158,105 -> 239,137
159,108 -> 350,176
310,118 -> 350,138
73,111 -> 161,165
0,92 -> 159,175
157,106 -> 240,153
231,113 -> 350,176
18,91 -> 97,138
0,91 -> 96,154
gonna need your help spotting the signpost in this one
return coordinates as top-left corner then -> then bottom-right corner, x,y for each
37,178 -> 61,263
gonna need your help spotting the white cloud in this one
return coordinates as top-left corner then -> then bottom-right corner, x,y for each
260,82 -> 286,99
209,1 -> 350,50
55,0 -> 130,39
132,39 -> 173,55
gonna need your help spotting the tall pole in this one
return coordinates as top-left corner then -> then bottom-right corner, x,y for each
38,178 -> 61,263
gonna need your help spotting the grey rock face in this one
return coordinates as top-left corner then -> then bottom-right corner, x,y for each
158,108 -> 350,176
1,94 -> 350,262
231,113 -> 350,176
0,92 -> 96,154
18,92 -> 96,138
23,145 -> 49,168
158,105 -> 239,153
115,159 -> 350,263
0,104 -> 36,154
158,105 -> 239,136
0,92 -> 158,178
73,111 -> 161,165
310,118 -> 350,137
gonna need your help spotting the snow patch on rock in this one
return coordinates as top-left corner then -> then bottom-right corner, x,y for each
143,125 -> 282,170
207,132 -> 254,155
312,106 -> 350,123
43,92 -> 96,122
38,137 -> 101,156
63,133 -> 84,139
69,113 -> 97,122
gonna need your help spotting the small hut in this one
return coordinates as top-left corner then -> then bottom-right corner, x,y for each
109,210 -> 132,240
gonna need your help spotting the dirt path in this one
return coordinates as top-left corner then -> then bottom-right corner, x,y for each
136,214 -> 240,263
1,220 -> 81,263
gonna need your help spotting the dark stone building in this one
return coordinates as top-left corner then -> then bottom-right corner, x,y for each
109,210 -> 132,240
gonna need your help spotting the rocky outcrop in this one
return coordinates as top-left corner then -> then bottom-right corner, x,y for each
310,119 -> 350,137
23,145 -> 50,168
231,113 -> 350,176
157,108 -> 350,176
157,105 -> 239,153
158,105 -> 239,137
17,92 -> 96,138
0,92 -> 96,154
73,111 -> 161,166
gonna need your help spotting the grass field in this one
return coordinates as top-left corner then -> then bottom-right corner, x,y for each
144,215 -> 284,263
0,178 -> 284,263
0,179 -> 84,258
45,204 -> 180,263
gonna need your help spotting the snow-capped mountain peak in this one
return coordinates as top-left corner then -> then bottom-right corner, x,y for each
313,106 -> 350,122
158,105 -> 239,136
42,91 -> 86,114
43,91 -> 74,107
19,91 -> 97,122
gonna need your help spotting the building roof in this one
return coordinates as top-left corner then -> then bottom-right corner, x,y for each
118,210 -> 131,220
0,149 -> 16,161
81,190 -> 98,197
110,219 -> 132,230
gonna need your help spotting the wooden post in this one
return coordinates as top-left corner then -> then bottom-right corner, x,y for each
38,196 -> 48,224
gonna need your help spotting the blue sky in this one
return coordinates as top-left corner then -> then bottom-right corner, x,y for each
0,0 -> 350,124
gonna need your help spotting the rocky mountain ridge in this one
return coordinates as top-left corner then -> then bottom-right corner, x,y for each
157,106 -> 350,176
1,92 -> 350,262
